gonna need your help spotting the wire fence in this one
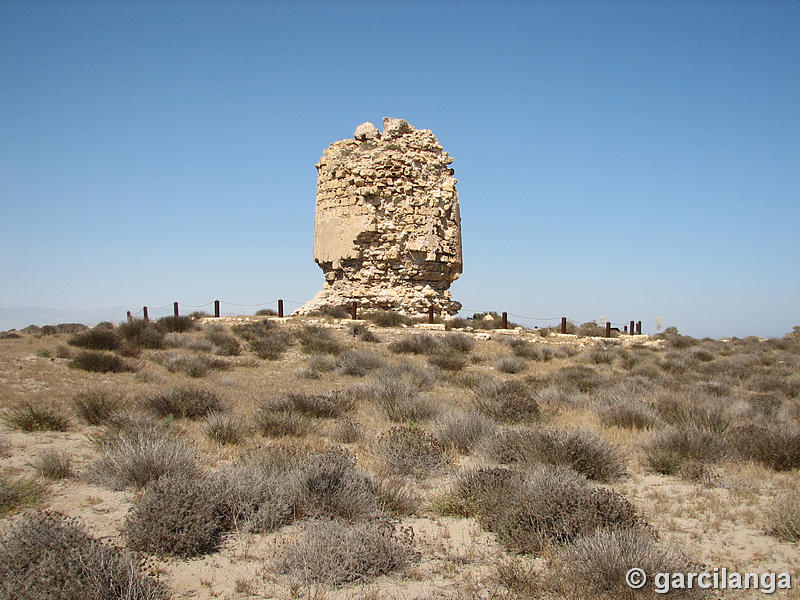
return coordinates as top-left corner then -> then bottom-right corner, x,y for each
122,297 -> 647,336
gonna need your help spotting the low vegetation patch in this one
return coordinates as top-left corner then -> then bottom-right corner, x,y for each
373,426 -> 447,477
205,412 -> 247,445
296,324 -> 343,355
495,355 -> 528,374
482,427 -> 628,482
0,472 -> 45,516
643,426 -> 729,475
435,409 -> 496,454
275,519 -> 418,586
31,449 -> 73,480
728,420 -> 800,471
71,350 -> 135,373
68,327 -> 122,351
255,398 -> 310,437
143,386 -> 224,419
155,315 -> 196,333
768,489 -> 800,542
473,378 -> 540,423
336,348 -> 386,376
5,402 -> 70,431
72,390 -> 121,425
0,511 -> 166,600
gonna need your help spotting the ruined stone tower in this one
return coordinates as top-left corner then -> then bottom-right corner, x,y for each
297,118 -> 462,316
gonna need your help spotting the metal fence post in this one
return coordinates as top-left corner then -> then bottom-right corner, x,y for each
561,317 -> 567,334
214,300 -> 220,318
502,312 -> 508,329
277,299 -> 284,318
143,307 -> 149,321
173,302 -> 179,317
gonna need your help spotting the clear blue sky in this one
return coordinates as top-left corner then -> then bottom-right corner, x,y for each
1,1 -> 798,338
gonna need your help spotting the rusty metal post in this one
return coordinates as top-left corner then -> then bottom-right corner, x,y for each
126,311 -> 132,322
502,312 -> 508,329
605,322 -> 611,338
351,301 -> 357,320
214,300 -> 220,318
428,306 -> 435,324
561,317 -> 567,334
629,320 -> 635,335
277,299 -> 284,318
173,302 -> 179,317
143,306 -> 149,321
624,325 -> 628,333
636,321 -> 642,335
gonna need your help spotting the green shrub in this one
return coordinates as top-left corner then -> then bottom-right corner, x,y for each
255,308 -> 277,316
296,325 -> 343,355
143,386 -> 224,419
72,390 -> 121,425
31,449 -> 73,479
276,519 -> 418,585
0,472 -> 44,516
70,350 -> 134,373
0,512 -> 166,599
68,327 -> 122,351
473,379 -> 540,423
5,402 -> 70,431
155,315 -> 196,333
373,426 -> 447,477
125,474 -> 225,557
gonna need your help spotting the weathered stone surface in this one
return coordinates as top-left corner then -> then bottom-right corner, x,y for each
297,118 -> 462,316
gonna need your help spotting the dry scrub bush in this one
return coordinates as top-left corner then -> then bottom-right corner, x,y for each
441,332 -> 475,353
205,412 -> 247,445
768,490 -> 800,542
203,324 -> 241,355
293,450 -> 381,520
473,379 -> 540,423
125,474 -> 226,557
70,350 -> 134,373
0,472 -> 44,516
143,386 -> 224,419
595,394 -> 661,429
68,327 -> 122,351
5,402 -> 70,431
583,347 -> 616,365
256,398 -> 310,437
352,370 -> 438,422
297,325 -> 343,355
286,391 -> 354,418
155,350 -> 227,377
482,428 -> 628,482
72,390 -> 121,425
428,349 -> 468,371
249,330 -> 294,359
373,426 -> 448,477
653,394 -> 731,433
117,319 -> 165,349
551,528 -> 702,599
276,519 -> 418,586
445,465 -> 644,554
31,449 -> 73,479
331,417 -> 363,443
728,420 -> 800,471
548,365 -> 605,392
499,337 -> 549,361
155,315 -> 196,333
435,410 -> 496,454
364,310 -> 406,327
347,321 -> 380,342
495,355 -> 528,374
0,512 -> 166,600
335,348 -> 386,376
642,426 -> 728,475
389,333 -> 439,355
92,425 -> 198,489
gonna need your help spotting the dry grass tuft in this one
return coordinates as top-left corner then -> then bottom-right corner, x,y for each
275,519 -> 418,586
72,390 -> 121,425
373,426 -> 447,477
31,449 -> 73,479
5,402 -> 70,432
0,472 -> 45,516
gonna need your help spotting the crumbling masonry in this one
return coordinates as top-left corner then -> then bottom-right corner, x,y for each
297,118 -> 462,316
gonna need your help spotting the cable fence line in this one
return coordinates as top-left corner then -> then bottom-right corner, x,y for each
122,297 -> 647,337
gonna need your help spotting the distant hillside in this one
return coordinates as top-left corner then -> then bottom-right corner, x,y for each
0,306 -> 129,331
